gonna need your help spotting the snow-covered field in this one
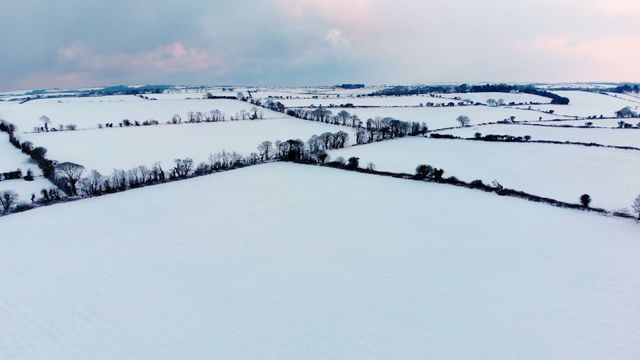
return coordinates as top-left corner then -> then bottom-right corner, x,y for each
0,133 -> 41,175
438,123 -> 640,148
607,92 -> 640,104
318,105 -> 560,130
439,91 -> 551,104
524,118 -> 640,128
1,163 -> 638,360
281,95 -> 469,108
0,134 -> 54,200
0,177 -> 54,200
330,137 -> 640,211
278,92 -> 550,108
22,118 -> 355,173
0,97 -> 283,133
515,91 -> 640,118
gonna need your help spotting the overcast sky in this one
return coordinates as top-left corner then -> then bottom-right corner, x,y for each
1,0 -> 639,91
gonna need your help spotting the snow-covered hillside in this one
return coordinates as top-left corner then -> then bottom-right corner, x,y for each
318,105 -> 560,130
0,97 -> 283,133
22,117 -> 354,173
516,91 -> 640,118
439,123 -> 640,148
0,133 -> 40,175
1,163 -> 638,359
330,137 -> 640,211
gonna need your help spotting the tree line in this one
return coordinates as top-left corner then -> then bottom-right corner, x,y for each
371,84 -> 571,105
243,97 -> 429,144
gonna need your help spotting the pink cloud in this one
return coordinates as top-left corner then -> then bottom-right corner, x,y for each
57,42 -> 224,77
532,35 -> 640,81
592,0 -> 640,15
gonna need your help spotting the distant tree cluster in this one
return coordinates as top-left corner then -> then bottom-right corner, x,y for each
615,107 -> 639,119
282,108 -> 428,144
93,108 -> 264,131
607,84 -> 640,94
371,83 -> 570,105
415,164 -> 445,180
31,115 -> 78,133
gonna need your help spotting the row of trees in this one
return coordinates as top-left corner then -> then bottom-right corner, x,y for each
617,121 -> 640,129
615,107 -> 639,119
372,84 -> 571,105
55,130 -> 351,200
283,108 -> 428,143
242,94 -> 431,143
32,115 -> 77,133
35,107 -> 267,134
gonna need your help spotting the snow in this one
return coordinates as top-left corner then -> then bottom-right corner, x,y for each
318,105 -> 559,130
607,92 -> 640,105
1,163 -> 638,360
440,92 -> 551,104
0,177 -> 54,201
524,118 -> 640,128
272,92 -> 550,108
0,133 -> 42,175
439,123 -> 640,149
0,135 -> 54,201
0,97 -> 284,133
515,91 -> 640,118
27,95 -> 144,104
280,95 -> 468,108
22,118 -> 355,173
330,137 -> 640,211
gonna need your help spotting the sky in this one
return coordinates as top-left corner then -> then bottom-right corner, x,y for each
1,0 -> 639,91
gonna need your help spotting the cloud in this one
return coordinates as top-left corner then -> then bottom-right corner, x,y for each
325,28 -> 350,47
57,42 -> 224,77
2,0 -> 640,90
592,0 -> 640,15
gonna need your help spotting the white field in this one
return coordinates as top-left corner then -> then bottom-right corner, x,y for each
330,137 -> 640,211
281,95 -> 468,108
0,97 -> 285,134
251,89 -> 325,99
328,86 -> 388,96
22,118 -> 355,173
1,163 -> 638,360
515,91 -> 640,118
439,92 -> 551,104
606,92 -> 640,104
279,92 -> 550,108
524,118 -> 640,128
0,135 -> 55,201
321,105 -> 559,130
139,93 -> 207,100
439,123 -> 640,149
0,133 -> 42,175
0,177 -> 54,201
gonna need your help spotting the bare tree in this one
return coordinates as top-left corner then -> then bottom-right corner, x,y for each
172,158 -> 193,178
632,195 -> 640,220
55,162 -> 85,196
257,141 -> 273,160
337,110 -> 350,126
39,115 -> 51,131
79,170 -> 104,196
0,190 -> 18,213
138,165 -> 152,184
456,115 -> 471,127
